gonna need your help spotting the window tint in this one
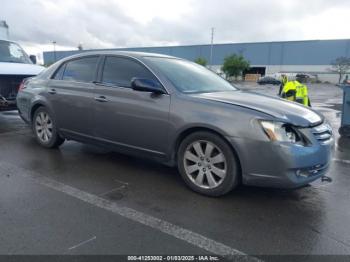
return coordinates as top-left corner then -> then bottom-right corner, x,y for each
52,64 -> 66,80
62,56 -> 99,83
102,56 -> 157,88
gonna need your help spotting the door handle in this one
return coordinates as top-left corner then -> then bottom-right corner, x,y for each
94,96 -> 108,102
48,88 -> 57,95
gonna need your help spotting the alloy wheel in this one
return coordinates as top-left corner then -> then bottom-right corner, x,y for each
183,140 -> 227,189
35,111 -> 53,143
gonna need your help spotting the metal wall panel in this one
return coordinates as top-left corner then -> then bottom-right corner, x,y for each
43,39 -> 350,66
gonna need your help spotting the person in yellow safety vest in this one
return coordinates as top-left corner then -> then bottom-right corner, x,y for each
280,79 -> 311,107
278,74 -> 288,96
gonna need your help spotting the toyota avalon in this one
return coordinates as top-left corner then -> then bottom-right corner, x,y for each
16,51 -> 334,196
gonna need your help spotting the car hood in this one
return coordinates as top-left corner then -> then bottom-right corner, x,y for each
0,62 -> 45,75
191,91 -> 323,127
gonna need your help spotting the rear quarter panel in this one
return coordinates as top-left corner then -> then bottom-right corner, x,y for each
16,78 -> 51,123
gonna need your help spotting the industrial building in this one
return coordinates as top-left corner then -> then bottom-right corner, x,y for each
43,39 -> 350,83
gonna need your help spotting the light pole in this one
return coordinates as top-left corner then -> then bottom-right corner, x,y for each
210,27 -> 214,70
52,41 -> 57,62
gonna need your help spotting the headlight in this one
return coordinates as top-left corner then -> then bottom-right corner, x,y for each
260,120 -> 305,145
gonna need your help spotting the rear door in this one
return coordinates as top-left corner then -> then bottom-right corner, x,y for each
92,56 -> 171,157
47,56 -> 100,137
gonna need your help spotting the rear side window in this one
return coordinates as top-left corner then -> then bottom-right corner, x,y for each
62,56 -> 99,83
102,56 -> 157,88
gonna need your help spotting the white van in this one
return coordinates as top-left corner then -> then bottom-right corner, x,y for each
0,39 -> 44,111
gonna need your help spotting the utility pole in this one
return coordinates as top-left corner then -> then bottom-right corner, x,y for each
52,41 -> 57,62
0,21 -> 9,40
210,27 -> 215,69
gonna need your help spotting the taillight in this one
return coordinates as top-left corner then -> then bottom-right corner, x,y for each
18,80 -> 26,91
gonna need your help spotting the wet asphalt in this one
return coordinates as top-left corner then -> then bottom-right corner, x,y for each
0,83 -> 350,259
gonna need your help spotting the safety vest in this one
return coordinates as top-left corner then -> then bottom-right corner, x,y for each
281,81 -> 310,106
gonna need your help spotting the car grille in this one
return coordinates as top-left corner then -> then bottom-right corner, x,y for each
0,74 -> 33,100
312,123 -> 333,143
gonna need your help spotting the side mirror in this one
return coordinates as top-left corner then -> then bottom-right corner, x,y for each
29,55 -> 37,64
131,78 -> 165,94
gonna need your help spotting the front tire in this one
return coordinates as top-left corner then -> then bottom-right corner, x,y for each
32,107 -> 64,148
177,131 -> 240,196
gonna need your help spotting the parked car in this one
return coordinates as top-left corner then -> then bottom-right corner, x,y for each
17,51 -> 334,196
257,76 -> 281,85
0,39 -> 44,111
295,73 -> 315,83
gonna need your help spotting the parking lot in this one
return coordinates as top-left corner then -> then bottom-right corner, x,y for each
1,83 -> 350,260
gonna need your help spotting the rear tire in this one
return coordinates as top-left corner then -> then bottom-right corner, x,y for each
177,131 -> 240,197
32,107 -> 64,148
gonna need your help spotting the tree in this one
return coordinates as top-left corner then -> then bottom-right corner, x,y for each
194,57 -> 207,66
330,57 -> 350,84
221,54 -> 250,80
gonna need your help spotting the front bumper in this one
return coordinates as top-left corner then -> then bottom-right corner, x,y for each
227,126 -> 334,188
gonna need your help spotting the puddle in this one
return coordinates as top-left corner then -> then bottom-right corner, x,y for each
100,180 -> 129,201
105,191 -> 125,200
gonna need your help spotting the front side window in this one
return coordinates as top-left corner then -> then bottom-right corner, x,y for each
144,57 -> 238,94
62,56 -> 99,83
102,56 -> 157,88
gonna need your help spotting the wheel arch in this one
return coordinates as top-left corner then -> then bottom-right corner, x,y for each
30,103 -> 43,122
173,126 -> 242,176
30,100 -> 54,123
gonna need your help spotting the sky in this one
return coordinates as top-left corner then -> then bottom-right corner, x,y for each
1,0 -> 350,62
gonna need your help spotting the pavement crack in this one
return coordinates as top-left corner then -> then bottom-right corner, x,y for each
68,236 -> 97,250
99,184 -> 128,197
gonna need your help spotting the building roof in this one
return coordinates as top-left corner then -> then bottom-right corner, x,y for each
43,39 -> 350,66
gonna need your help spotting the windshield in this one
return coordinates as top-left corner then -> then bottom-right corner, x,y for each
144,57 -> 238,93
0,41 -> 32,64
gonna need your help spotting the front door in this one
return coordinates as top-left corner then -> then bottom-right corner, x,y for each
93,56 -> 171,157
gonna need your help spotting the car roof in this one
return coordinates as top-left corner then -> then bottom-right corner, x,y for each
60,50 -> 178,62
